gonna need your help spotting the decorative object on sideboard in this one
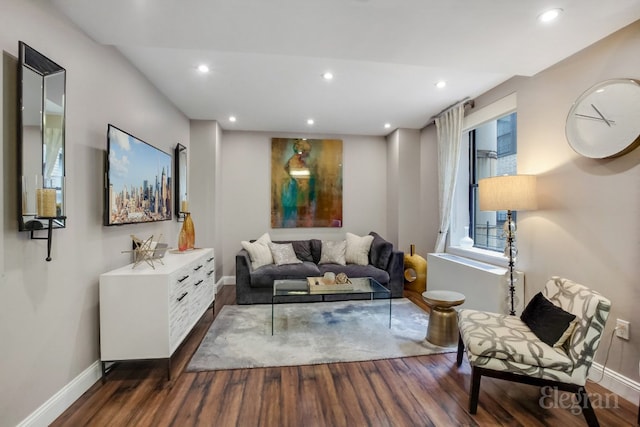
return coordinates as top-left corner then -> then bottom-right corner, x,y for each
479,174 -> 537,316
18,41 -> 67,261
178,212 -> 195,251
122,234 -> 166,269
565,78 -> 640,159
174,143 -> 188,221
404,244 -> 427,293
460,226 -> 474,248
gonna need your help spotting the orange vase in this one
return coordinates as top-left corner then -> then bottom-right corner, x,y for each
178,226 -> 188,251
182,212 -> 195,250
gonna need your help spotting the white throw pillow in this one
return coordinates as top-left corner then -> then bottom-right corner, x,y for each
319,240 -> 347,265
241,233 -> 273,269
268,242 -> 302,266
345,232 -> 374,266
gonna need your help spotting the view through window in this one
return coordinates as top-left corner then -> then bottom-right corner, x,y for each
468,112 -> 517,252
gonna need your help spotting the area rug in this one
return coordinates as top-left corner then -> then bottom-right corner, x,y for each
187,298 -> 455,372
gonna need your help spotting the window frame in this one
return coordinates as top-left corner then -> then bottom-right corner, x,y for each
446,93 -> 517,266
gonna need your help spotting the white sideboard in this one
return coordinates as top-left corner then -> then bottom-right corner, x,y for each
99,248 -> 215,380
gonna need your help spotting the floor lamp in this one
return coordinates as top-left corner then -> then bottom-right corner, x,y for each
479,175 -> 537,315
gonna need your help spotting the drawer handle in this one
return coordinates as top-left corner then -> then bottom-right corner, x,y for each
207,257 -> 214,262
178,275 -> 190,283
194,279 -> 204,287
194,265 -> 203,271
177,292 -> 188,302
207,270 -> 214,277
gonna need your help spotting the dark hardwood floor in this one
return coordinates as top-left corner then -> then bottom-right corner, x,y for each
52,286 -> 638,426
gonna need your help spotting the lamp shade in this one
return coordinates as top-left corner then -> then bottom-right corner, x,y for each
479,175 -> 537,211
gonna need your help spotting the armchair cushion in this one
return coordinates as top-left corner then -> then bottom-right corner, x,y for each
520,292 -> 576,347
458,309 -> 574,373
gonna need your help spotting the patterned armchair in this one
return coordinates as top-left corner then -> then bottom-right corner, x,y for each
456,277 -> 611,426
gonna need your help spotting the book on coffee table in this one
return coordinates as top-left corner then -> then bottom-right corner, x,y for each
307,277 -> 354,293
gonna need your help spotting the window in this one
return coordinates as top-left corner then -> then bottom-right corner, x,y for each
468,112 -> 517,252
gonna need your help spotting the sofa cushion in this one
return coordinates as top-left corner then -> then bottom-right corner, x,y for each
250,261 -> 321,288
268,242 -> 303,266
345,232 -> 374,266
310,239 -> 322,264
318,264 -> 390,286
272,240 -> 314,262
319,240 -> 347,265
368,232 -> 393,270
241,233 -> 273,269
291,240 -> 314,262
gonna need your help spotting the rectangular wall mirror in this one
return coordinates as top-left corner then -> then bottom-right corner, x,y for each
174,143 -> 188,221
18,41 -> 66,231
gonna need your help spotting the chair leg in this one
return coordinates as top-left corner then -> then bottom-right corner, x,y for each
469,366 -> 482,414
456,333 -> 464,367
575,387 -> 600,427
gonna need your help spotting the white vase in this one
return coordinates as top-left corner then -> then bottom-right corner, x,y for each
460,226 -> 474,248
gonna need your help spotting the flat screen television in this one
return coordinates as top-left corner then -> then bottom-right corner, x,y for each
105,124 -> 172,226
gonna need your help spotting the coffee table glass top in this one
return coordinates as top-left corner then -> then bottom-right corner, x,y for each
272,277 -> 392,335
273,277 -> 390,296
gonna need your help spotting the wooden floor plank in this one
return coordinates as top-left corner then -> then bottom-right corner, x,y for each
51,285 -> 639,427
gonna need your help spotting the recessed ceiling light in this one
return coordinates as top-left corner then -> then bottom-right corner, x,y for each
197,64 -> 210,73
322,72 -> 334,80
538,8 -> 562,23
435,80 -> 447,89
307,119 -> 314,125
229,116 -> 236,122
384,123 -> 391,129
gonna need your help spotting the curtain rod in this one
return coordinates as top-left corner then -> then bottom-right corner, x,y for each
423,97 -> 475,128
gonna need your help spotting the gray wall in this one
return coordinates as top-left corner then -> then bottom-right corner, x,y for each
219,131 -> 388,276
421,20 -> 640,383
2,1 -> 638,424
0,1 -> 189,425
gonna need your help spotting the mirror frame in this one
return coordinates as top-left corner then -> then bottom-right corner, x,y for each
174,143 -> 188,221
17,41 -> 66,231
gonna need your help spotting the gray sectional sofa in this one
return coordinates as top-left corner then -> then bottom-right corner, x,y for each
235,232 -> 404,304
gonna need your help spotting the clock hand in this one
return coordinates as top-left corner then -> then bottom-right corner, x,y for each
591,104 -> 612,127
574,113 -> 616,124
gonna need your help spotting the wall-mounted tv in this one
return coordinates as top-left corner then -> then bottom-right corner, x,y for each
105,124 -> 172,226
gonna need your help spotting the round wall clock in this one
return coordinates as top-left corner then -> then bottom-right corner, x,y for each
565,78 -> 640,159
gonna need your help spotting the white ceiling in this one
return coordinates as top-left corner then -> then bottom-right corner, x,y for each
51,0 -> 640,136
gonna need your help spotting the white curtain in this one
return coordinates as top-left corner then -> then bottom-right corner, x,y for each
434,103 -> 464,252
44,127 -> 62,179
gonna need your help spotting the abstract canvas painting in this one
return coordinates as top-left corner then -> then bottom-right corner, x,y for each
271,138 -> 343,228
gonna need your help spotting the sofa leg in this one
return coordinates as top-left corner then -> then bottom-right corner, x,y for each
456,334 -> 464,367
469,366 -> 481,414
576,387 -> 600,427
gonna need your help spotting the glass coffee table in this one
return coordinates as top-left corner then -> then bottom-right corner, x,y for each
271,277 -> 392,335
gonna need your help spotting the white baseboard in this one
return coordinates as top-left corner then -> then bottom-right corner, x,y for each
17,360 -> 102,427
588,362 -> 640,404
221,275 -> 235,285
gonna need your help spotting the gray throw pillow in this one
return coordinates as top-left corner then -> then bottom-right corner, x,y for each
368,232 -> 393,270
319,240 -> 347,265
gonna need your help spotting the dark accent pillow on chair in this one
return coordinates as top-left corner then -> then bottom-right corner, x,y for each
521,292 -> 577,347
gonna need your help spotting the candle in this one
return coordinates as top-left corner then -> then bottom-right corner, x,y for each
41,189 -> 57,217
181,200 -> 188,212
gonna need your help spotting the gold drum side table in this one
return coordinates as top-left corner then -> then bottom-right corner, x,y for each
422,290 -> 465,347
